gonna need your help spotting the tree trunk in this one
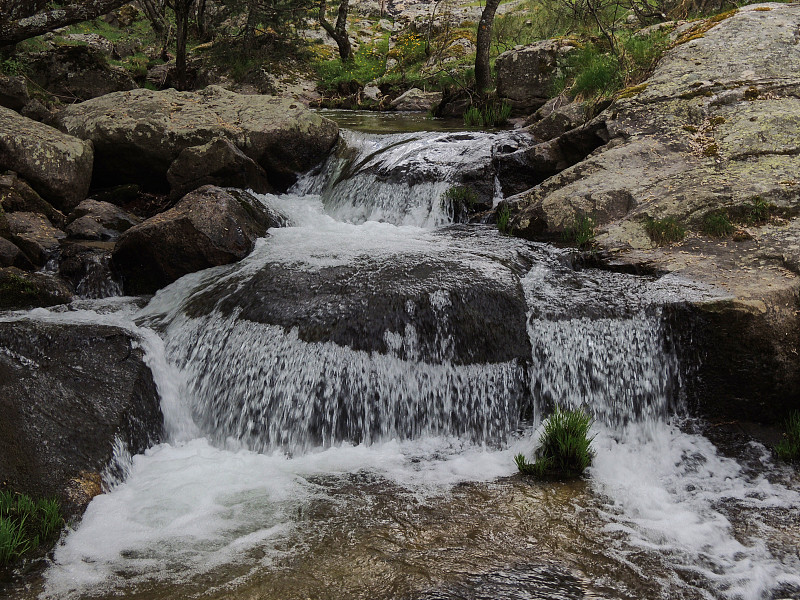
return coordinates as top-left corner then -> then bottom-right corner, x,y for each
141,0 -> 166,35
474,0 -> 501,92
174,0 -> 191,90
0,0 -> 131,47
319,0 -> 351,62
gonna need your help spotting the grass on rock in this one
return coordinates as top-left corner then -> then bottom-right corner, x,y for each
516,407 -> 595,479
0,491 -> 63,567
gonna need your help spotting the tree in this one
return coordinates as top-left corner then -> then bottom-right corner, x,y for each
165,0 -> 194,90
474,0 -> 501,92
318,0 -> 351,62
0,0 -> 131,47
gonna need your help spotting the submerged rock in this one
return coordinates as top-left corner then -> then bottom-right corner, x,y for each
113,185 -> 283,294
0,320 -> 162,518
58,86 -> 339,192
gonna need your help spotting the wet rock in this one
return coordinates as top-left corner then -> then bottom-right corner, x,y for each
0,267 -> 72,310
65,199 -> 140,241
6,211 -> 65,267
0,237 -> 34,270
0,107 -> 93,212
166,137 -> 273,200
0,319 -> 162,518
0,75 -> 29,111
495,40 -> 577,113
58,241 -> 122,298
390,88 -> 442,112
58,86 -> 339,192
0,172 -> 67,228
113,185 -> 282,294
25,44 -> 136,102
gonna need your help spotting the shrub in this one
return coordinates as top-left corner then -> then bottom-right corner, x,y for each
571,46 -> 621,98
703,211 -> 734,237
562,214 -> 595,248
775,411 -> 800,463
0,491 -> 63,566
516,407 -> 595,479
645,216 -> 685,246
497,203 -> 511,234
315,37 -> 389,92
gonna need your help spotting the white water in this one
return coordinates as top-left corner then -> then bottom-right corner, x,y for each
9,128 -> 797,600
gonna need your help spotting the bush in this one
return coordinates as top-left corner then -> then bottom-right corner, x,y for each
315,37 -> 389,92
775,411 -> 800,463
516,407 -> 595,479
562,214 -> 595,248
703,211 -> 734,237
0,491 -> 63,566
645,216 -> 685,246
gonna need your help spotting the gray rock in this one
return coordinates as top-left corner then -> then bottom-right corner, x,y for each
65,33 -> 115,54
0,237 -> 34,270
112,185 -> 284,294
0,75 -> 29,112
65,199 -> 141,241
58,86 -> 339,192
0,319 -> 161,518
363,84 -> 382,101
19,98 -> 57,126
166,137 -> 273,200
0,107 -> 93,212
495,39 -> 577,113
6,211 -> 66,267
390,88 -> 442,111
0,267 -> 72,310
0,172 -> 67,228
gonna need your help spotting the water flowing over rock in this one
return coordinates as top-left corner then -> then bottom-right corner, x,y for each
0,106 -> 93,212
0,319 -> 162,518
57,86 -> 339,192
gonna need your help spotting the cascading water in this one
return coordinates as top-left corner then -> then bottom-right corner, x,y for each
8,115 -> 799,600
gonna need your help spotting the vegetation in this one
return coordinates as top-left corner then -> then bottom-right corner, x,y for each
463,98 -> 511,127
645,216 -> 685,246
516,407 -> 595,479
0,491 -> 63,566
702,211 -> 734,237
745,196 -> 771,225
775,411 -> 800,463
497,203 -> 511,234
562,214 -> 595,248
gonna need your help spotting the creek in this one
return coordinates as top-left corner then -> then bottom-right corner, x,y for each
10,114 -> 800,600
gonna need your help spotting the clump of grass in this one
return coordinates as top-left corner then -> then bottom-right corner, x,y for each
562,214 -> 595,248
702,211 -> 733,237
746,196 -> 771,225
0,491 -> 63,566
463,99 -> 512,127
645,216 -> 685,246
569,45 -> 621,98
443,185 -> 479,219
497,204 -> 511,234
775,411 -> 800,463
516,407 -> 595,479
315,37 -> 388,92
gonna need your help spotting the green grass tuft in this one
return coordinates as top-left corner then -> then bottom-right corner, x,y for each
746,197 -> 771,225
0,490 -> 63,566
516,407 -> 595,479
562,214 -> 595,248
645,216 -> 685,246
702,211 -> 734,237
497,204 -> 511,234
775,411 -> 800,463
463,99 -> 512,127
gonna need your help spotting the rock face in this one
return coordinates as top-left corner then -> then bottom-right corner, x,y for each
25,45 -> 137,102
0,172 -> 66,228
6,212 -> 65,267
0,320 -> 162,517
58,86 -> 339,192
0,75 -> 29,111
504,4 -> 800,420
0,238 -> 33,270
166,137 -> 273,200
495,40 -> 576,113
0,107 -> 93,212
113,185 -> 283,294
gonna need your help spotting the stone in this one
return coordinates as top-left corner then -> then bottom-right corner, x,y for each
390,88 -> 443,112
0,74 -> 29,112
0,267 -> 72,310
58,240 -> 122,299
166,137 -> 273,200
0,172 -> 67,228
112,185 -> 284,294
495,39 -> 577,113
0,237 -> 34,270
25,44 -> 136,102
65,33 -> 115,55
65,199 -> 140,241
0,319 -> 162,518
20,98 -> 57,126
58,86 -> 339,192
6,211 -> 66,267
363,85 -> 382,101
0,106 -> 93,212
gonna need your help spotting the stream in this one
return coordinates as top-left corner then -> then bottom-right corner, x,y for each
7,113 -> 800,600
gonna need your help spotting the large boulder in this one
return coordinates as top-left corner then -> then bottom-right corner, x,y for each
6,211 -> 65,267
58,86 -> 339,192
495,40 -> 577,113
166,137 -> 273,200
0,267 -> 72,310
112,185 -> 284,294
390,88 -> 442,112
65,199 -> 140,241
24,44 -> 137,102
0,171 -> 67,228
0,75 -> 29,111
0,319 -> 162,518
0,107 -> 93,212
0,238 -> 34,270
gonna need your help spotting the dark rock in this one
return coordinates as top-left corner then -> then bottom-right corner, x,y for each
166,137 -> 273,200
20,98 -> 57,126
65,199 -> 140,241
113,185 -> 282,294
0,319 -> 162,518
0,75 -> 29,112
6,211 -> 65,267
0,172 -> 67,228
90,183 -> 141,207
0,267 -> 72,310
0,106 -> 93,212
0,237 -> 34,270
58,241 -> 122,299
25,44 -> 136,102
58,86 -> 339,192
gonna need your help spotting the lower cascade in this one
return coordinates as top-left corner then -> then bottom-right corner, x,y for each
5,122 -> 799,600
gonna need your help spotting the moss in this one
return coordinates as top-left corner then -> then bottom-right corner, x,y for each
744,86 -> 759,100
703,143 -> 719,157
617,83 -> 648,99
